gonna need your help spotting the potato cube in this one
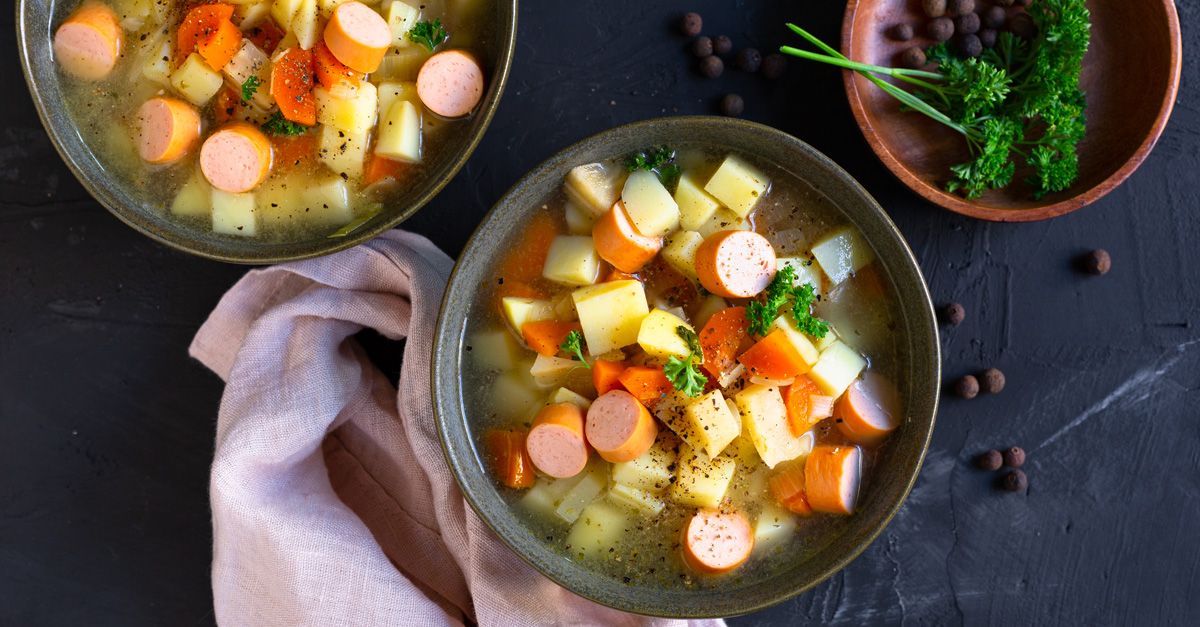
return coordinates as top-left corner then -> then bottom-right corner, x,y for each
171,172 -> 211,218
808,341 -> 867,397
730,432 -> 760,467
778,257 -> 824,296
636,308 -> 693,358
607,483 -> 667,517
489,369 -> 541,422
670,444 -> 736,508
373,47 -> 429,81
564,200 -> 595,235
234,2 -> 271,29
318,0 -> 353,18
318,125 -> 370,179
566,500 -> 629,558
555,463 -> 607,524
704,154 -> 770,218
661,230 -> 704,281
500,297 -> 554,334
141,38 -> 172,87
300,176 -> 354,226
675,173 -> 722,231
170,53 -> 224,106
211,189 -> 257,236
565,163 -> 623,217
771,317 -> 820,369
377,81 -> 420,117
271,0 -> 304,27
469,329 -> 523,371
529,354 -> 584,389
696,207 -> 751,238
810,226 -> 876,285
316,83 -> 379,133
684,389 -> 741,458
611,440 -> 675,493
385,0 -> 421,47
620,169 -> 680,237
753,504 -> 797,554
549,387 -> 592,409
520,475 -> 579,521
542,236 -> 600,286
375,100 -> 423,163
292,0 -> 320,50
814,326 -> 840,352
734,384 -> 810,468
572,280 -> 649,356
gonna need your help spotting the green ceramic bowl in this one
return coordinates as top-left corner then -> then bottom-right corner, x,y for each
16,0 -> 517,264
433,116 -> 940,618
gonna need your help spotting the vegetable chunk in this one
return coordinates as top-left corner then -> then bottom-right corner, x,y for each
704,154 -> 770,217
571,280 -> 650,356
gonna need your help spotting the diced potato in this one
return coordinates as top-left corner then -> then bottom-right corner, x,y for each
693,294 -> 729,330
771,317 -> 820,370
489,369 -> 541,422
271,0 -> 304,27
211,189 -> 258,236
661,230 -> 704,280
549,387 -> 592,409
529,354 -> 584,389
814,326 -> 840,352
542,236 -> 600,286
607,483 -> 666,517
734,384 -> 810,468
808,341 -> 867,397
301,176 -> 354,226
564,200 -> 595,235
316,83 -> 379,134
223,40 -> 274,110
551,292 -> 578,321
565,163 -> 623,218
778,257 -> 824,296
684,389 -> 740,458
611,440 -> 676,493
565,500 -> 629,558
318,0 -> 352,17
376,81 -> 419,117
555,463 -> 607,524
500,297 -> 554,334
810,226 -> 876,285
255,175 -> 305,227
754,504 -> 797,553
620,169 -> 680,237
572,280 -> 649,356
696,207 -> 751,238
170,53 -> 224,106
171,172 -> 211,217
291,0 -> 320,49
704,154 -> 770,218
469,329 -> 523,371
375,100 -> 422,163
385,0 -> 421,48
235,2 -> 272,29
675,173 -> 722,231
520,475 -> 580,520
373,47 -> 429,81
636,309 -> 693,358
318,125 -> 370,179
671,444 -> 736,508
729,432 -> 760,467
140,38 -> 172,88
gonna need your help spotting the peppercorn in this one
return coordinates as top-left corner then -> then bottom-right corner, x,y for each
761,53 -> 787,79
680,12 -> 703,37
976,449 -> 1003,471
890,23 -> 915,41
1009,12 -> 1037,39
1083,249 -> 1112,275
950,0 -> 975,15
1003,446 -> 1026,468
955,12 -> 981,35
996,0 -> 1015,5
927,17 -> 955,42
942,302 -> 966,325
955,375 -> 980,399
981,367 -> 1006,394
1003,469 -> 1028,492
979,28 -> 998,48
983,5 -> 1007,29
736,48 -> 762,72
923,0 -> 948,18
957,33 -> 983,57
713,35 -> 733,56
691,36 -> 713,58
719,93 -> 744,117
699,55 -> 724,79
898,46 -> 927,69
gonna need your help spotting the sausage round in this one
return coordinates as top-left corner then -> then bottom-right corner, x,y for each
694,230 -> 778,298
804,445 -> 862,515
681,509 -> 754,574
53,2 -> 123,81
592,201 -> 662,273
417,50 -> 485,118
199,123 -> 274,193
525,403 -> 590,479
323,1 -> 391,73
135,97 -> 201,165
834,372 -> 901,444
584,389 -> 657,463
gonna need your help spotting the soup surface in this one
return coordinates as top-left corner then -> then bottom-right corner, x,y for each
464,145 -> 905,588
52,0 -> 491,242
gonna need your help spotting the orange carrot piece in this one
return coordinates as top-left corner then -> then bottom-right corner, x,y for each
245,19 -> 284,55
270,47 -> 317,125
521,320 -> 583,357
496,212 -> 560,285
270,131 -> 317,169
618,366 -> 674,407
363,154 -> 411,189
699,307 -> 751,379
738,329 -> 808,380
313,41 -> 365,92
784,375 -> 823,436
593,360 -> 626,395
484,429 -> 536,489
177,4 -> 235,61
767,460 -> 814,516
494,280 -> 547,302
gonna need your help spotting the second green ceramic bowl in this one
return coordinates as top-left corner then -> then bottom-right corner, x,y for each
433,116 -> 940,618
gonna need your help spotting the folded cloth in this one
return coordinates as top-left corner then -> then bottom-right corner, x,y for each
189,231 -> 724,627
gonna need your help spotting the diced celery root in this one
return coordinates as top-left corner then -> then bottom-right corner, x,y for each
778,257 -> 825,295
564,201 -> 595,235
754,504 -> 797,553
318,125 -> 370,179
549,387 -> 592,409
385,0 -> 421,48
529,354 -> 585,389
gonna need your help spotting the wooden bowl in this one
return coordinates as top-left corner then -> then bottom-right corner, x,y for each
841,0 -> 1182,221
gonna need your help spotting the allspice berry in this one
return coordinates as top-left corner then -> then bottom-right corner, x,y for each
761,53 -> 788,79
955,375 -> 980,399
976,449 -> 1003,471
699,55 -> 724,79
691,36 -> 714,58
942,302 -> 966,325
927,17 -> 955,42
680,12 -> 703,37
983,5 -> 1007,29
1003,469 -> 1028,492
891,23 -> 915,41
923,0 -> 948,18
736,48 -> 763,72
719,93 -> 744,117
955,12 -> 981,35
713,35 -> 733,56
1003,446 -> 1026,468
958,33 -> 983,58
1084,249 -> 1112,275
899,46 -> 928,70
979,28 -> 998,48
950,0 -> 975,15
981,367 -> 1006,394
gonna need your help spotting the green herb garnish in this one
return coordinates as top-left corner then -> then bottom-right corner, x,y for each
664,326 -> 707,397
745,265 -> 830,339
408,19 -> 448,52
240,75 -> 262,104
559,330 -> 590,368
260,111 -> 310,136
781,0 -> 1090,199
625,145 -> 682,190
788,282 -> 829,338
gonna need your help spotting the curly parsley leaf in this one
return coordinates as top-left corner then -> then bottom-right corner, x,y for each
408,19 -> 448,52
240,75 -> 262,104
260,111 -> 310,136
625,145 -> 682,190
558,330 -> 590,368
664,326 -> 707,397
788,282 -> 829,338
746,265 -> 798,337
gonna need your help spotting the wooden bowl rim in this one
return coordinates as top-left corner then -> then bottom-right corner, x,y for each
839,0 -> 1183,222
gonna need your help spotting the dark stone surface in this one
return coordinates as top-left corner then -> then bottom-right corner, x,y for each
2,1 -> 1198,625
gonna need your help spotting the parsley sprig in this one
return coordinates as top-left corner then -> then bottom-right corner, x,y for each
663,326 -> 707,397
781,0 -> 1090,199
409,19 -> 449,52
625,145 -> 682,191
558,330 -> 590,368
745,265 -> 829,339
260,111 -> 310,136
240,76 -> 262,104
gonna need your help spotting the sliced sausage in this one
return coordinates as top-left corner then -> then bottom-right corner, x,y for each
584,389 -> 658,463
323,1 -> 391,73
681,509 -> 754,574
694,230 -> 778,298
804,445 -> 862,515
417,49 -> 485,118
835,372 -> 901,444
199,123 -> 274,193
53,2 -> 123,81
134,97 -> 201,165
525,403 -> 590,479
592,201 -> 662,273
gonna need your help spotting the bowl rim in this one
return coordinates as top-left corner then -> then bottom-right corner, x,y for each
16,0 -> 519,264
432,115 -> 942,618
839,0 -> 1183,222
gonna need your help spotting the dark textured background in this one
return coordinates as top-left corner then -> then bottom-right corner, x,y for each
3,1 -> 1197,625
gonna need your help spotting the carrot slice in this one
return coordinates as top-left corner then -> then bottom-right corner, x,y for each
521,320 -> 583,357
484,429 -> 536,489
178,4 -> 242,70
617,366 -> 673,407
592,359 -> 626,395
784,375 -> 824,436
496,212 -> 559,285
699,307 -> 751,379
738,329 -> 808,380
270,47 -> 317,125
313,41 -> 364,93
245,19 -> 285,55
767,460 -> 814,516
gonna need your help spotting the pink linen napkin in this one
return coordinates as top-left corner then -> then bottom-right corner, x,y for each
189,231 -> 724,627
